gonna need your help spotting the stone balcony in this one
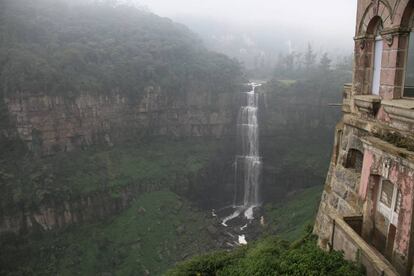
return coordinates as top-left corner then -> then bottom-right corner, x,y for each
328,211 -> 398,276
343,84 -> 414,134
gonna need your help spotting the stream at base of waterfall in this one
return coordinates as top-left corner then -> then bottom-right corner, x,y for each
212,82 -> 263,246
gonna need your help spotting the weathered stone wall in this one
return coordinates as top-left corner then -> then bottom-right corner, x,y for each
314,110 -> 414,274
314,121 -> 366,250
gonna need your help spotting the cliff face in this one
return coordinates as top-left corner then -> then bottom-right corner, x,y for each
5,85 -> 237,156
0,137 -> 232,234
1,182 -> 156,233
0,79 -> 239,235
0,80 -> 240,234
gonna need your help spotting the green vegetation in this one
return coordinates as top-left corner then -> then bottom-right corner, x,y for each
0,190 -> 218,275
50,139 -> 218,196
0,139 -> 219,216
0,0 -> 243,219
0,0 -> 243,98
264,185 -> 324,241
376,131 -> 414,152
0,185 -> 349,276
167,231 -> 364,276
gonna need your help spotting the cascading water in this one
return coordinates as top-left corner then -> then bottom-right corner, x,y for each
221,82 -> 262,227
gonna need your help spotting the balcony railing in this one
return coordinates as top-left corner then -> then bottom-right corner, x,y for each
328,212 -> 398,276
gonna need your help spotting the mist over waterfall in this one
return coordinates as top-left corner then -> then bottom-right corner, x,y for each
221,82 -> 262,227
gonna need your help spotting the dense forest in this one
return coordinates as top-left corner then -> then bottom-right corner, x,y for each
0,0 -> 243,97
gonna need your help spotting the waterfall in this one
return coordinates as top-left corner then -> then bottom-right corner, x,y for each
235,82 -> 262,212
222,82 -> 262,226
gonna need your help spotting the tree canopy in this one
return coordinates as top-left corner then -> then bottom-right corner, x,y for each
0,0 -> 243,98
167,232 -> 364,276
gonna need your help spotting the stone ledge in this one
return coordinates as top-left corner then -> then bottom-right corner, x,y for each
343,114 -> 413,141
354,95 -> 382,103
362,136 -> 414,168
382,99 -> 414,125
353,95 -> 381,117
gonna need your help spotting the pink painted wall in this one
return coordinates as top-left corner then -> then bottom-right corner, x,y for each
360,148 -> 414,256
359,150 -> 374,199
389,166 -> 414,255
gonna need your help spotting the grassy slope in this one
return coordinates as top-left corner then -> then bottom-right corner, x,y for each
50,139 -> 219,195
1,191 -> 217,276
0,138 -> 219,208
264,185 -> 324,240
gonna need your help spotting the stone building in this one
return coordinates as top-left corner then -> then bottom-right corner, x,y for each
314,0 -> 414,275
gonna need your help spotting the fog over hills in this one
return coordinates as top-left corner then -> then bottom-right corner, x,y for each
135,0 -> 356,73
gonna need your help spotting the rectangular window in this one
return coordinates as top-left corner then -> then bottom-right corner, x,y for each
377,179 -> 400,227
380,180 -> 393,208
404,32 -> 414,97
372,38 -> 383,95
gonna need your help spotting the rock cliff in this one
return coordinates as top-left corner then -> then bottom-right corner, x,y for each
5,84 -> 237,156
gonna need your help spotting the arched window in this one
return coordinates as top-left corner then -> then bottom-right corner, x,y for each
372,23 -> 383,95
345,149 -> 364,172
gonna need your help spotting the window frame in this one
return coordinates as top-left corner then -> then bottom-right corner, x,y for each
402,28 -> 414,99
377,179 -> 400,226
371,34 -> 383,96
368,20 -> 384,96
344,149 -> 364,172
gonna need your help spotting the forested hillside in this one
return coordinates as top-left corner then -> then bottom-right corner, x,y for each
0,0 -> 242,97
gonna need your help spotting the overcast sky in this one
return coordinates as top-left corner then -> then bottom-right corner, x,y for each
137,0 -> 357,36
